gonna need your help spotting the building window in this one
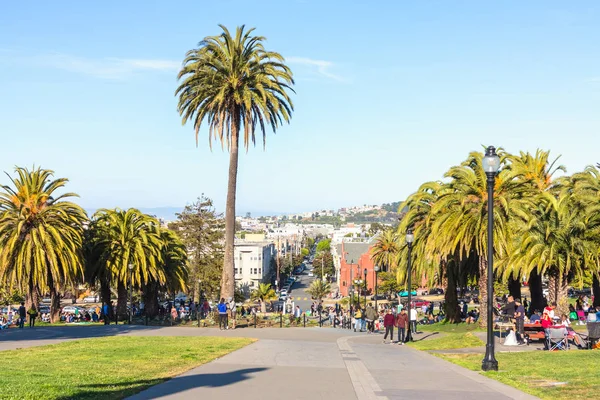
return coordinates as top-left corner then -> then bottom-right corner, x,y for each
259,268 -> 262,275
258,255 -> 262,260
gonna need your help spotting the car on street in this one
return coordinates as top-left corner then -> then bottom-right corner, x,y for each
398,290 -> 417,297
62,305 -> 84,314
308,271 -> 314,277
428,288 -> 444,295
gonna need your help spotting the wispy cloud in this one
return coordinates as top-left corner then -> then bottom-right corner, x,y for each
0,50 -> 180,79
36,53 -> 180,79
286,56 -> 345,82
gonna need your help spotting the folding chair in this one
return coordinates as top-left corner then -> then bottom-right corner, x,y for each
546,327 -> 569,351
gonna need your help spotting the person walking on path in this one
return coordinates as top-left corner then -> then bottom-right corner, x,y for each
396,308 -> 408,345
102,303 -> 110,325
354,307 -> 363,332
383,309 -> 395,344
218,298 -> 228,330
18,302 -> 26,329
365,303 -> 377,333
27,306 -> 38,328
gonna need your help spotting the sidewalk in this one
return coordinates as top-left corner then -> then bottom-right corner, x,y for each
125,328 -> 539,400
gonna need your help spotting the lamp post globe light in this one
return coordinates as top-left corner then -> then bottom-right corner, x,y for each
374,266 -> 380,311
404,229 -> 414,343
128,264 -> 134,324
481,146 -> 500,372
363,268 -> 368,308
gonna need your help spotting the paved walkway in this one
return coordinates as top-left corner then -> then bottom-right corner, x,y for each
1,326 -> 538,400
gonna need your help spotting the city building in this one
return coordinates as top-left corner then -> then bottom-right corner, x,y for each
337,238 -> 378,297
234,234 -> 276,296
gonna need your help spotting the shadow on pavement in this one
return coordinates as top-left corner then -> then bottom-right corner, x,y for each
412,332 -> 440,341
0,324 -> 162,343
52,367 -> 269,400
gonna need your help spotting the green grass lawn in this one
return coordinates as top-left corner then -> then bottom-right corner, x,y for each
418,321 -> 482,333
0,336 -> 254,400
408,332 -> 484,351
438,351 -> 600,400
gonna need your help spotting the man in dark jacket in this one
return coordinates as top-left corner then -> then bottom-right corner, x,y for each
383,309 -> 395,344
396,309 -> 408,345
18,302 -> 26,329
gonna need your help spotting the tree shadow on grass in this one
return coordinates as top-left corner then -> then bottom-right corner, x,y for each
412,332 -> 440,342
54,367 -> 268,400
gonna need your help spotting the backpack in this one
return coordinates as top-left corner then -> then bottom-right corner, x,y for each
218,303 -> 227,313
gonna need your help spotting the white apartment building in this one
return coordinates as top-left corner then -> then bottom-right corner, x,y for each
234,236 -> 276,296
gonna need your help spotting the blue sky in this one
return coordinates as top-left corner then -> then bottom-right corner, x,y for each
1,1 -> 599,215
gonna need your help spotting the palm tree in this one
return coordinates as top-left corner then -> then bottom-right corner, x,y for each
176,25 -> 295,299
502,150 -> 566,312
88,208 -> 164,319
306,279 -> 331,303
431,150 -> 532,327
370,228 -> 400,272
0,167 -> 87,322
251,283 -> 277,313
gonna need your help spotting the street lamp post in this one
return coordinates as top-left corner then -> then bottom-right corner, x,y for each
404,230 -> 414,343
128,264 -> 134,325
349,259 -> 354,311
363,268 -> 367,309
482,145 -> 500,372
374,266 -> 380,311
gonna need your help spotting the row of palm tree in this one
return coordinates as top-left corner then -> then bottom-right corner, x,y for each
0,167 -> 188,322
371,149 -> 600,326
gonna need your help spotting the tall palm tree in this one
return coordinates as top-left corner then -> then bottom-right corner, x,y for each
251,283 -> 277,313
0,167 -> 87,322
89,208 -> 164,319
176,25 -> 295,299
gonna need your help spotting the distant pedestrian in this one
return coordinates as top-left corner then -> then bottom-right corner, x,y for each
27,306 -> 38,328
410,307 -> 418,333
218,298 -> 228,330
102,303 -> 110,325
383,309 -> 395,344
18,302 -> 26,329
228,298 -> 236,329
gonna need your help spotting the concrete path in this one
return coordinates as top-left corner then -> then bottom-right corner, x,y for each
1,326 -> 538,400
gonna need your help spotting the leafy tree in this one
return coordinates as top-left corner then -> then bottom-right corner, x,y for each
0,167 -> 87,322
176,25 -> 294,299
168,196 -> 225,301
377,271 -> 400,297
313,252 -> 334,279
316,239 -> 331,252
251,283 -> 277,313
306,279 -> 331,302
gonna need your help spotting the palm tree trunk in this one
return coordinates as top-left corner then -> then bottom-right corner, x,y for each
593,274 -> 600,308
260,300 -> 266,314
116,281 -> 128,320
143,282 -> 160,318
25,276 -> 40,312
547,270 -> 558,305
508,275 -> 522,300
444,259 -> 460,323
555,273 -> 569,316
221,115 -> 240,300
48,273 -> 61,323
528,269 -> 545,314
478,255 -> 488,329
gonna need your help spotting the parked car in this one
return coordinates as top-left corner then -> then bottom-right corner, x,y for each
41,297 -> 51,304
62,306 -> 84,314
370,294 -> 386,300
83,295 -> 98,303
411,298 -> 431,308
398,290 -> 417,297
39,306 -> 51,314
308,271 -> 314,277
428,288 -> 444,295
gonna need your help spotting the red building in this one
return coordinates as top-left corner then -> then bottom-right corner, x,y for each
338,241 -> 377,297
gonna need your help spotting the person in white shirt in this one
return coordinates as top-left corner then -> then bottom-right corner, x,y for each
410,308 -> 418,333
560,314 -> 571,327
